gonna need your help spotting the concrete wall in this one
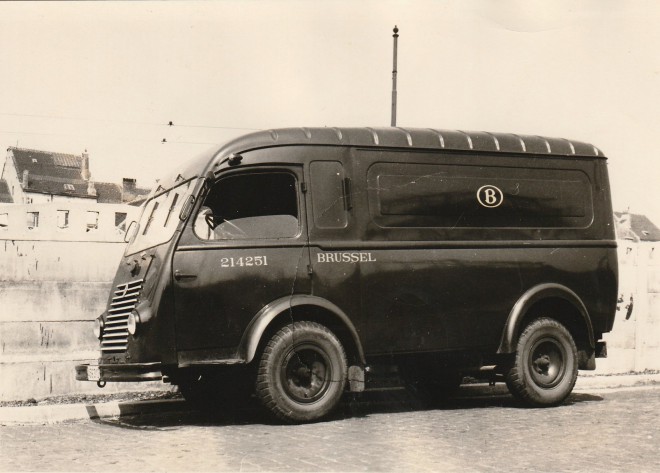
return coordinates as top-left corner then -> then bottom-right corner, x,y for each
0,202 -> 165,402
0,202 -> 137,242
597,241 -> 660,374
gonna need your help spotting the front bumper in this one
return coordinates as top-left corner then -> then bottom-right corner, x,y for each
75,362 -> 163,382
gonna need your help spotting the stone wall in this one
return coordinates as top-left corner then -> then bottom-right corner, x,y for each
0,203 -> 165,401
598,241 -> 660,374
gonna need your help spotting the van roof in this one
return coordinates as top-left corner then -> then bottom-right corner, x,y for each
218,127 -> 604,159
159,127 -> 605,193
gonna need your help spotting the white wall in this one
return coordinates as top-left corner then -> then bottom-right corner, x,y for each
0,202 -> 139,242
0,201 -> 164,401
598,241 -> 660,373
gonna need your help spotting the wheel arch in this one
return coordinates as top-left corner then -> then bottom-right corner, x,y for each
498,284 -> 595,367
238,295 -> 366,367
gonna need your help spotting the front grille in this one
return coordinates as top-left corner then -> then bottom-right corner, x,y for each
101,279 -> 144,353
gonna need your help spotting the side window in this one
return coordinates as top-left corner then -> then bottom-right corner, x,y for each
194,172 -> 299,240
368,162 -> 593,229
310,161 -> 348,229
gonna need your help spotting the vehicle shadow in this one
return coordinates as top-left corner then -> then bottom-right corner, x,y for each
91,383 -> 604,430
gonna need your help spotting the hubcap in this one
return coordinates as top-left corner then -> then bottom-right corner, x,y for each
528,337 -> 566,388
281,345 -> 331,403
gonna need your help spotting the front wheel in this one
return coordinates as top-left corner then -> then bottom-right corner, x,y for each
256,321 -> 347,423
505,317 -> 578,407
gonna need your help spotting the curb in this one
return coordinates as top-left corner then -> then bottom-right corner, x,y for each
0,398 -> 189,425
1,373 -> 658,425
574,372 -> 660,390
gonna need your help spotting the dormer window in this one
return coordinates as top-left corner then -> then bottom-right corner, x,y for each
32,158 -> 38,163
64,184 -> 75,191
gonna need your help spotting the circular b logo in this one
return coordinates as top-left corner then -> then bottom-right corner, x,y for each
477,185 -> 504,208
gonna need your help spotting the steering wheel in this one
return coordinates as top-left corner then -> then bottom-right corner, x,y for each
204,213 -> 247,237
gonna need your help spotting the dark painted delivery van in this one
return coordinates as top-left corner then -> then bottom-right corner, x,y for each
76,127 -> 618,422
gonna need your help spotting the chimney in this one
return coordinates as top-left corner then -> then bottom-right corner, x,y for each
81,150 -> 91,181
22,169 -> 29,188
122,178 -> 137,202
123,178 -> 136,192
87,180 -> 97,197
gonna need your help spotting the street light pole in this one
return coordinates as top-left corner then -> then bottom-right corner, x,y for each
391,25 -> 399,127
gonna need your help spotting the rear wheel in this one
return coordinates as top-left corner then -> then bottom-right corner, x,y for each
256,321 -> 347,423
505,317 -> 578,406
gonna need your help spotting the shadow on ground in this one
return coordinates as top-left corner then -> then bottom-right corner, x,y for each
91,383 -> 604,430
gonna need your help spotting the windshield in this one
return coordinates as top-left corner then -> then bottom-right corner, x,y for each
124,178 -> 199,255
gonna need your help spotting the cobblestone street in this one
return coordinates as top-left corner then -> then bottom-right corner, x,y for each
1,385 -> 658,472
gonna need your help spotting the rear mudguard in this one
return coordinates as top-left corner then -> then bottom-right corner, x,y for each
498,283 -> 595,355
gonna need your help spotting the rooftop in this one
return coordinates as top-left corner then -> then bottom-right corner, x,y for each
9,147 -> 94,198
6,147 -> 151,204
615,212 -> 660,242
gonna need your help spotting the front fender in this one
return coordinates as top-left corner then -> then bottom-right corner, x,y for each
237,294 -> 366,364
498,283 -> 594,354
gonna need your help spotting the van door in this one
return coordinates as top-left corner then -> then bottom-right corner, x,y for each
305,158 -> 363,336
172,167 -> 311,362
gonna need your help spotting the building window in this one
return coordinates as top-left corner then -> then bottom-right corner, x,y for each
27,211 -> 39,229
0,213 -> 8,229
86,211 -> 99,231
57,210 -> 69,229
64,184 -> 75,192
115,212 -> 128,232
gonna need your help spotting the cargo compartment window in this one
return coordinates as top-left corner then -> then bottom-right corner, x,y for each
195,172 -> 299,240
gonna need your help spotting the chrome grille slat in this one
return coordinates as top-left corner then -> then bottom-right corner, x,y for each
110,298 -> 139,307
111,296 -> 139,304
101,278 -> 143,352
102,333 -> 128,339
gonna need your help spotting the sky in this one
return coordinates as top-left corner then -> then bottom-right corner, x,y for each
1,0 -> 659,222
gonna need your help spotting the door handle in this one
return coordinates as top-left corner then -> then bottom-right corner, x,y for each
174,270 -> 197,281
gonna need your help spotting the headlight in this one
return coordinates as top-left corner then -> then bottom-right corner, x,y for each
127,312 -> 140,335
93,317 -> 104,339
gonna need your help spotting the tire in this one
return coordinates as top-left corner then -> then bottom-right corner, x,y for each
505,317 -> 578,407
256,321 -> 347,423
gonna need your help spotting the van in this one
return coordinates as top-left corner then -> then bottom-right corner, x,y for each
76,127 -> 618,422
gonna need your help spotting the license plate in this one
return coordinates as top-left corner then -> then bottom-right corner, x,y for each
87,365 -> 100,381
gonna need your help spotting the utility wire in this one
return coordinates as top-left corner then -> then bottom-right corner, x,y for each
0,111 -> 261,131
0,129 -> 218,146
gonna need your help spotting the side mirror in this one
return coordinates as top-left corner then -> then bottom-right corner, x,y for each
179,195 -> 196,221
124,221 -> 138,243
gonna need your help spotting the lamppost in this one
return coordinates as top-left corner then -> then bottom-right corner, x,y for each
391,25 -> 399,127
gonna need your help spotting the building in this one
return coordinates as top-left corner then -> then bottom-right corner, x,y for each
615,211 -> 660,242
0,147 -> 150,206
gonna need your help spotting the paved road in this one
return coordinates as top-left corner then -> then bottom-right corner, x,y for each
1,385 -> 658,472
